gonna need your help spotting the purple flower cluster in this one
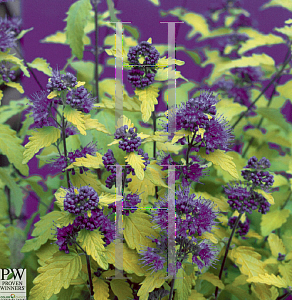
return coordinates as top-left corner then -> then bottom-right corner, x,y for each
228,216 -> 250,237
158,153 -> 208,188
139,185 -> 219,273
114,125 -> 142,153
55,185 -> 115,252
231,67 -> 263,84
241,156 -> 274,190
66,86 -> 95,113
108,193 -> 142,216
50,142 -> 98,175
224,181 -> 271,214
0,15 -> 21,52
27,90 -> 58,129
127,41 -> 160,89
46,70 -> 77,92
159,91 -> 234,155
0,63 -> 16,83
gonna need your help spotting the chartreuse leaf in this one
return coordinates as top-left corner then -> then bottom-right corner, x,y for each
22,126 -> 61,164
0,224 -> 10,268
144,160 -> 168,188
29,251 -> 82,300
268,233 -> 286,257
237,28 -> 285,54
0,51 -> 30,77
125,152 -> 146,181
4,81 -> 24,93
155,67 -> 188,82
64,106 -> 86,135
216,98 -> 246,122
65,0 -> 92,60
171,129 -> 193,145
83,114 -> 109,134
275,25 -> 292,39
229,246 -> 266,278
173,268 -> 192,300
70,169 -> 103,194
27,58 -> 53,76
278,262 -> 292,286
0,90 -> 3,103
98,192 -> 123,208
255,189 -> 274,205
157,56 -> 185,67
261,209 -> 290,236
93,277 -> 109,300
137,270 -> 167,300
35,242 -> 59,267
66,152 -> 104,170
135,86 -> 159,123
188,290 -> 207,299
54,187 -> 67,211
21,211 -> 64,252
199,272 -> 225,290
110,279 -> 134,300
261,0 -> 292,12
246,273 -> 288,288
147,0 -> 160,6
199,149 -> 239,180
16,27 -> 34,39
77,229 -> 108,270
105,241 -> 146,276
124,211 -> 159,253
0,124 -> 29,176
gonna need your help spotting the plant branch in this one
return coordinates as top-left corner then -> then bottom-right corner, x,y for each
214,213 -> 242,300
61,107 -> 71,188
231,51 -> 292,130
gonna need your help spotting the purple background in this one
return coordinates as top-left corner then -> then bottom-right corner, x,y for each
19,0 -> 292,230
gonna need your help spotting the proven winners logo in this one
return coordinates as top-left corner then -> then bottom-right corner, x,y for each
0,269 -> 26,299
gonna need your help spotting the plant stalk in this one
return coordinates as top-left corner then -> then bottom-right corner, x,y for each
214,213 -> 242,300
61,110 -> 71,188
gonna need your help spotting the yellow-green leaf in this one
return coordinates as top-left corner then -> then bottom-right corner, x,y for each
83,114 -> 109,134
124,211 -> 158,253
188,290 -> 207,300
27,57 -> 53,76
22,126 -> 61,164
54,188 -> 67,211
261,209 -> 290,236
29,251 -> 82,300
125,152 -> 146,181
171,130 -> 193,145
144,160 -> 168,188
93,277 -> 109,300
199,272 -> 225,289
246,273 -> 288,288
137,270 -> 167,300
21,211 -> 64,252
268,233 -> 286,257
135,86 -> 159,123
66,153 -> 104,170
174,268 -> 192,300
77,229 -> 108,269
262,0 -> 292,12
65,0 -> 92,60
70,169 -> 102,194
199,149 -> 239,179
0,51 -> 29,77
98,192 -> 123,207
4,81 -> 24,93
105,241 -> 146,276
154,67 -> 188,82
64,105 -> 86,135
0,224 -> 10,268
110,279 -> 134,300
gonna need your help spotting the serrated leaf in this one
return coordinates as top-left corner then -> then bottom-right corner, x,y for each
54,188 -> 67,211
144,160 -> 168,188
66,153 -> 104,170
93,277 -> 109,300
268,233 -> 286,257
246,273 -> 288,288
36,242 -> 59,266
174,268 -> 192,300
0,125 -> 29,175
171,130 -> 193,144
137,270 -> 166,300
124,211 -> 158,253
105,241 -> 146,276
216,99 -> 246,122
199,272 -> 224,289
157,56 -> 185,67
199,149 -> 239,179
77,229 -> 108,270
255,189 -> 274,205
0,51 -> 30,77
65,0 -> 92,60
261,209 -> 290,237
125,152 -> 146,181
22,126 -> 61,164
64,105 -> 86,135
70,169 -> 103,194
21,211 -> 64,252
29,251 -> 82,300
135,86 -> 159,123
27,57 -> 53,76
188,290 -> 206,299
110,279 -> 134,300
278,262 -> 292,286
98,192 -> 123,207
4,81 -> 24,93
83,114 -> 109,134
155,67 -> 188,82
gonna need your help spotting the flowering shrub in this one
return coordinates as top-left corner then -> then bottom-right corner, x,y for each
1,0 -> 292,300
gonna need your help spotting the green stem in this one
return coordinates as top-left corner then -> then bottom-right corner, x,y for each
168,278 -> 175,300
61,111 -> 71,188
152,111 -> 159,200
214,213 -> 242,300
